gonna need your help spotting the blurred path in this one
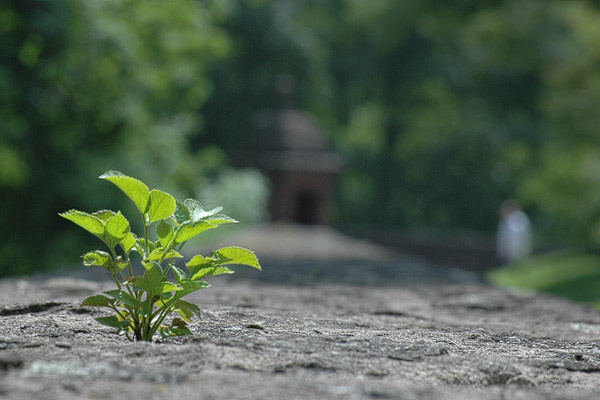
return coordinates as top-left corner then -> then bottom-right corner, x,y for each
189,224 -> 486,286
38,224 -> 485,286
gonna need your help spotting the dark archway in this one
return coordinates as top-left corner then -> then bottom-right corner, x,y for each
294,191 -> 318,224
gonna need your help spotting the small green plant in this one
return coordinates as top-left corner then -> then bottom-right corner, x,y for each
59,170 -> 261,341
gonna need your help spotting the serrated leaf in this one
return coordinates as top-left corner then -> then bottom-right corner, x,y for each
179,279 -> 211,296
99,170 -> 150,214
92,210 -> 116,221
104,289 -> 139,307
204,215 -> 238,225
174,220 -> 218,244
171,266 -> 187,283
159,323 -> 192,338
156,220 -> 174,248
212,246 -> 261,270
81,294 -> 113,307
147,189 -> 176,223
104,211 -> 131,248
82,250 -> 113,268
59,210 -> 105,236
137,237 -> 155,259
174,299 -> 201,320
154,281 -> 182,294
148,248 -> 182,261
95,315 -> 121,328
173,200 -> 191,225
186,254 -> 209,268
116,257 -> 129,270
132,277 -> 151,293
120,232 -> 136,253
191,266 -> 233,280
184,199 -> 223,221
146,262 -> 163,288
105,211 -> 130,240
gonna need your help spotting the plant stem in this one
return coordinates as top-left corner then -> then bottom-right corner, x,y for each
143,215 -> 150,260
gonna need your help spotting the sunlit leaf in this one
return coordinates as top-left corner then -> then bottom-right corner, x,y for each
81,294 -> 113,307
147,189 -> 176,223
59,210 -> 105,236
156,220 -> 174,248
212,246 -> 261,270
92,209 -> 116,221
132,277 -> 151,293
146,262 -> 163,288
104,289 -> 139,307
149,248 -> 182,261
82,250 -> 113,268
105,211 -> 130,240
154,281 -> 182,294
191,266 -> 233,280
104,211 -> 131,248
99,170 -> 150,214
179,279 -> 211,296
120,232 -> 137,253
174,220 -> 218,244
173,200 -> 191,225
174,299 -> 201,320
185,254 -> 209,268
204,215 -> 238,225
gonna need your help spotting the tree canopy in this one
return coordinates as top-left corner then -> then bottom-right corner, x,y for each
3,0 -> 600,276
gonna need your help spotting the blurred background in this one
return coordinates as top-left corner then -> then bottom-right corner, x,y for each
3,0 -> 600,304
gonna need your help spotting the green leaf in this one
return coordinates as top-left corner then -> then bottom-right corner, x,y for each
173,200 -> 191,225
92,210 -> 116,221
95,315 -> 121,328
159,322 -> 192,338
137,237 -> 155,259
171,266 -> 188,283
186,254 -> 209,268
104,289 -> 139,307
59,210 -> 105,236
156,220 -> 174,248
147,189 -> 176,223
179,279 -> 211,296
154,281 -> 182,294
103,211 -> 131,248
81,294 -> 113,307
204,215 -> 238,225
99,170 -> 150,214
146,262 -> 163,288
132,277 -> 151,293
115,257 -> 129,270
174,220 -> 218,244
174,299 -> 201,320
105,211 -> 130,240
191,266 -> 233,280
148,248 -> 182,261
212,246 -> 262,270
82,250 -> 113,268
120,232 -> 137,253
184,199 -> 223,222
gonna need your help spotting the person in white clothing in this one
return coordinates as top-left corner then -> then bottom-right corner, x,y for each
496,199 -> 532,266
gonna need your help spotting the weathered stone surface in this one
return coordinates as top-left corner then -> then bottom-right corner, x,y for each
1,225 -> 599,399
0,275 -> 599,399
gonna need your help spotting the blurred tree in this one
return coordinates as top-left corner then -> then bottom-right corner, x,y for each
0,0 -> 232,276
194,0 -> 322,152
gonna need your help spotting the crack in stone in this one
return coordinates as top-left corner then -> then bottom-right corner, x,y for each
0,302 -> 69,317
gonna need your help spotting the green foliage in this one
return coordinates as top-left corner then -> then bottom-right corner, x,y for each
6,0 -> 600,282
60,171 -> 261,341
488,251 -> 600,307
0,0 -> 232,277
